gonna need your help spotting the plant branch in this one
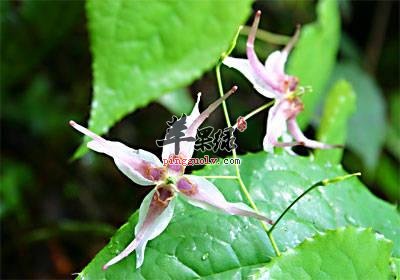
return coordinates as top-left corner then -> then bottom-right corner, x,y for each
215,62 -> 281,257
240,25 -> 290,45
268,173 -> 361,234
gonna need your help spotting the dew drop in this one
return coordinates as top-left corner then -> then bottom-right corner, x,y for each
345,214 -> 356,224
201,252 -> 209,261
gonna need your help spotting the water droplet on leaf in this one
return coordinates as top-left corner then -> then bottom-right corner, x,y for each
201,253 -> 209,261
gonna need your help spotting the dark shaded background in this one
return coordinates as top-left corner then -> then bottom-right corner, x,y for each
1,0 -> 398,278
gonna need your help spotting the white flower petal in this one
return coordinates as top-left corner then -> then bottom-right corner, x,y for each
70,121 -> 162,186
223,57 -> 277,98
263,102 -> 288,152
161,87 -> 236,162
287,118 -> 339,149
177,175 -> 272,224
103,187 -> 176,270
161,93 -> 201,161
185,92 -> 201,128
264,50 -> 287,78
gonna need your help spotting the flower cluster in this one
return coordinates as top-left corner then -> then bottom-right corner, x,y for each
70,86 -> 272,269
224,11 -> 339,152
71,11 -> 341,271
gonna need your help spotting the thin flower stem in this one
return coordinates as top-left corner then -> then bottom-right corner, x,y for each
215,64 -> 232,127
240,25 -> 290,45
268,173 -> 361,234
215,63 -> 281,257
201,175 -> 238,179
232,100 -> 275,129
242,100 -> 275,121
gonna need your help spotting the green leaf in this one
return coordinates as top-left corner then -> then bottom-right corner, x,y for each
386,92 -> 400,161
0,159 -> 33,222
78,153 -> 399,279
315,80 -> 356,164
391,257 -> 400,279
287,0 -> 340,128
158,88 -> 194,116
256,227 -> 393,279
330,62 -> 387,169
85,0 -> 252,140
374,155 -> 400,203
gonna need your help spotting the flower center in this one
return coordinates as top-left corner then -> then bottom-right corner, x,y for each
153,185 -> 175,206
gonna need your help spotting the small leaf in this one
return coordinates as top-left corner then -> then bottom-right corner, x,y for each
330,62 -> 387,169
391,257 -> 400,279
78,153 -> 399,279
287,0 -> 341,128
256,227 -> 393,280
0,159 -> 33,222
158,88 -> 194,116
315,80 -> 356,164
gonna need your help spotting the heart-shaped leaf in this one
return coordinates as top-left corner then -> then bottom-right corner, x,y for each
82,0 -> 252,154
255,227 -> 393,279
77,152 -> 399,279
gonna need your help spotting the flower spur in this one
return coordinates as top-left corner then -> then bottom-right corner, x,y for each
70,86 -> 272,269
224,11 -> 341,152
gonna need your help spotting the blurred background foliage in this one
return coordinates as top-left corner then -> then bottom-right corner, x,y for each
1,0 -> 398,278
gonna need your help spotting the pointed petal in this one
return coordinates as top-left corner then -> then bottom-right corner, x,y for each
223,57 -> 277,98
264,25 -> 300,76
263,102 -> 289,152
287,118 -> 341,149
161,93 -> 201,161
70,121 -> 163,185
246,11 -> 281,93
103,186 -> 176,270
264,50 -> 287,78
186,86 -> 237,137
177,176 -> 272,224
282,24 -> 300,55
161,87 -> 236,161
185,92 -> 201,127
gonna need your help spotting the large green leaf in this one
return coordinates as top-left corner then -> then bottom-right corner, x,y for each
85,0 -> 252,141
287,0 -> 340,128
315,80 -> 356,164
256,227 -> 393,279
330,62 -> 387,169
78,153 -> 399,279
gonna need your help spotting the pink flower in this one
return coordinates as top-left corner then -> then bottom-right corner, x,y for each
70,86 -> 272,270
224,11 -> 339,152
